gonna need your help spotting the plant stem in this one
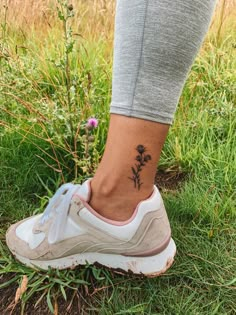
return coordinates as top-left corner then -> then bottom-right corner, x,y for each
85,128 -> 89,159
62,1 -> 74,136
0,0 -> 8,73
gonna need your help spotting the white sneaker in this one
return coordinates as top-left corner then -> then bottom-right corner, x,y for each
6,179 -> 176,277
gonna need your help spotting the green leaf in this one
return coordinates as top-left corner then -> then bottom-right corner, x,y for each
60,285 -> 67,301
46,288 -> 54,314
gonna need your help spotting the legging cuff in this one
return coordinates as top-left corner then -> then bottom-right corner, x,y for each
110,103 -> 173,125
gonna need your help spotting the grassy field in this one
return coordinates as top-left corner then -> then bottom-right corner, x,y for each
0,0 -> 236,314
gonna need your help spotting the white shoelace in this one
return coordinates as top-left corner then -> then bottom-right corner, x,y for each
40,183 -> 81,244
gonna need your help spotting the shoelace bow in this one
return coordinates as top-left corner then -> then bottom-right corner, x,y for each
39,183 -> 81,244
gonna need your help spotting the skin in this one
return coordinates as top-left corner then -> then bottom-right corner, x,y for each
89,114 -> 170,221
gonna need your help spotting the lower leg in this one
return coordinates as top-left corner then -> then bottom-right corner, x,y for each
90,114 -> 169,221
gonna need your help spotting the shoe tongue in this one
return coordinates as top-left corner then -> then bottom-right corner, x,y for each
76,179 -> 91,202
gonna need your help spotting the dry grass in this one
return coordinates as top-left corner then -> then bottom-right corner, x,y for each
0,0 -> 115,42
0,0 -> 235,43
210,0 -> 236,41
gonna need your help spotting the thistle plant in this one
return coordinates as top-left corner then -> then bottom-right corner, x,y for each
0,0 -> 9,71
84,118 -> 99,160
56,0 -> 75,136
0,0 -> 101,184
85,117 -> 99,158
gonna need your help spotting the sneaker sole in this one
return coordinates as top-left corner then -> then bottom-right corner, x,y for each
13,238 -> 176,277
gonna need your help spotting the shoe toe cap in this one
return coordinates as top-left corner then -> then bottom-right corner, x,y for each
6,215 -> 45,258
6,222 -> 21,255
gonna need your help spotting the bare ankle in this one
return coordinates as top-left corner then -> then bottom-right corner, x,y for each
89,177 -> 153,221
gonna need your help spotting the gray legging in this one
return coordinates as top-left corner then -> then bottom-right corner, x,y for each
110,0 -> 216,124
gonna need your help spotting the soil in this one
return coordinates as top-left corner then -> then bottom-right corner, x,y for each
0,276 -> 91,315
0,168 -> 187,315
155,168 -> 187,192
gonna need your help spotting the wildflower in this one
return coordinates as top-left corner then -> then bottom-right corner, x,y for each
86,118 -> 98,130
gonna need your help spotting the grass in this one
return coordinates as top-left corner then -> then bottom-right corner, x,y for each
0,0 -> 236,314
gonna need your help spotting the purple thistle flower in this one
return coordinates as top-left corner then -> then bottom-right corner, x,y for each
86,118 -> 98,130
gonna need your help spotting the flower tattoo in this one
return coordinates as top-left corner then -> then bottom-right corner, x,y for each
128,145 -> 151,190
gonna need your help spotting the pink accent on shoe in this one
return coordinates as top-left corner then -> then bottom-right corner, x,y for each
75,187 -> 156,227
122,234 -> 171,257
